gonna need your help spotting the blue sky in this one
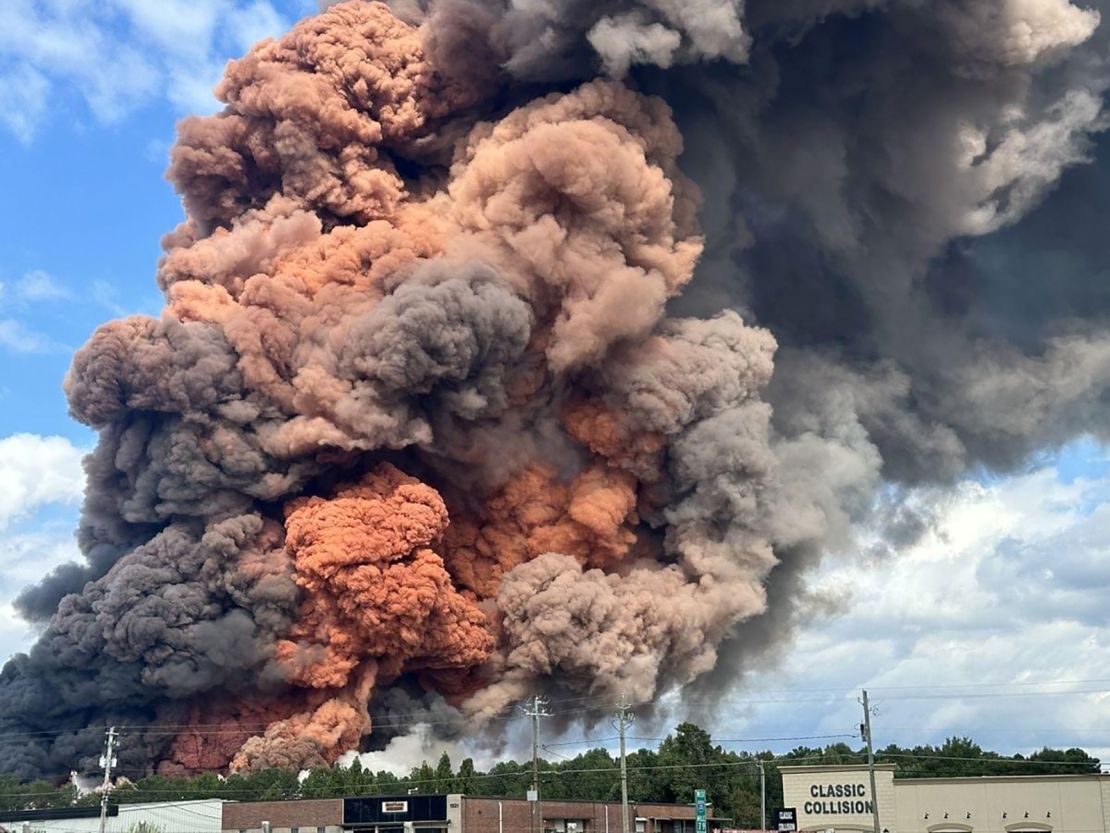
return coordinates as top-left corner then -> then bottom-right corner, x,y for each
0,0 -> 314,665
4,0 -> 1110,771
0,0 -> 317,442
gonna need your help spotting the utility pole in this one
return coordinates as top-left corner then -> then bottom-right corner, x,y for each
612,698 -> 635,833
522,696 -> 550,833
757,760 -> 766,831
860,691 -> 881,833
97,726 -> 118,833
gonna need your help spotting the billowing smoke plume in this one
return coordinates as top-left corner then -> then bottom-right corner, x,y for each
3,0 -> 1110,777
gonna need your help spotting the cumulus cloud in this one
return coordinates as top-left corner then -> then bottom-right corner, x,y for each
0,434 -> 88,665
0,433 -> 86,530
0,0 -> 290,140
718,444 -> 1110,757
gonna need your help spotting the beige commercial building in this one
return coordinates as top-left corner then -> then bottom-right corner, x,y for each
780,765 -> 1110,833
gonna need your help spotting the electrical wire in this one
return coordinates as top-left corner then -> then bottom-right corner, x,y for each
6,677 -> 1110,745
0,749 -> 1100,802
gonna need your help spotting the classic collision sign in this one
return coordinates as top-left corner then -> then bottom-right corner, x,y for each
802,784 -> 873,815
382,801 -> 409,813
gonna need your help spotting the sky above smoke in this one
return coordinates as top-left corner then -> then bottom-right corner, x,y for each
4,0 -> 1110,781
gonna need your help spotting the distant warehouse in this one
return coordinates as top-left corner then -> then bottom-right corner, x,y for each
0,799 -> 223,833
0,794 -> 729,833
223,794 -> 727,833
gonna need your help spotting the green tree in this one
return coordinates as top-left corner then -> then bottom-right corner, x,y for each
626,748 -> 663,804
301,766 -> 344,799
411,761 -> 436,793
457,758 -> 477,794
481,761 -> 529,797
656,723 -> 728,807
0,721 -> 1104,813
375,770 -> 402,795
344,759 -> 376,796
435,752 -> 455,793
238,768 -> 299,800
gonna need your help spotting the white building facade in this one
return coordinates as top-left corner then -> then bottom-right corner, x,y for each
780,765 -> 1110,833
0,799 -> 224,833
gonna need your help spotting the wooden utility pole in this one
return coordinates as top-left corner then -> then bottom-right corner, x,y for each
861,691 -> 881,833
758,760 -> 766,831
613,699 -> 635,833
523,696 -> 550,833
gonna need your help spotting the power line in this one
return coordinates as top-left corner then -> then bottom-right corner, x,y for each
8,679 -> 1110,745
2,749 -> 1102,801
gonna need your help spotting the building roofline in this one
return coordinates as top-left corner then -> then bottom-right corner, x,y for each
779,765 -> 898,773
896,773 -> 1106,784
0,807 -> 118,823
459,796 -> 715,809
227,795 -> 712,809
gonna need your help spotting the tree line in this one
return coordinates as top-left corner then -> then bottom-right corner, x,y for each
0,724 -> 1099,827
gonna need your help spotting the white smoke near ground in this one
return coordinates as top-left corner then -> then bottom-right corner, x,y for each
337,724 -> 469,775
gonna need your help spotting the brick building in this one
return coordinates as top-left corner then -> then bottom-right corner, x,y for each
223,794 -> 726,833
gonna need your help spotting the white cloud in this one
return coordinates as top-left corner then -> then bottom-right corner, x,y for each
14,270 -> 71,302
0,63 -> 49,143
0,524 -> 83,658
226,0 -> 289,52
0,433 -> 87,657
710,455 -> 1110,756
0,318 -> 66,353
0,270 -> 72,352
0,0 -> 291,140
112,0 -> 223,57
0,433 -> 86,530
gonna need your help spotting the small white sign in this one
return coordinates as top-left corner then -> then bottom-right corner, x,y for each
527,790 -> 539,802
382,801 -> 409,814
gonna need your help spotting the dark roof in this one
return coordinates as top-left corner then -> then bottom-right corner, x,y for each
0,806 -> 118,823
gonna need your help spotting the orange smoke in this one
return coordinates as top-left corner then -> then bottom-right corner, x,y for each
231,664 -> 380,772
170,1 -> 483,232
444,462 -> 641,599
52,0 -> 777,776
159,696 -> 313,775
194,465 -> 497,770
278,463 -> 494,691
561,396 -> 668,482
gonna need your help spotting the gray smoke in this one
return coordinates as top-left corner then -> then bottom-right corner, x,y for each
401,0 -> 1110,687
1,515 -> 297,779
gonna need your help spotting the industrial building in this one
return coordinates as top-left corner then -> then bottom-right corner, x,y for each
221,794 -> 724,833
9,768 -> 1109,833
781,765 -> 1110,833
0,794 -> 720,833
0,799 -> 224,833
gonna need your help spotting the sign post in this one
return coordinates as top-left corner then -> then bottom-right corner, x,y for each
773,808 -> 798,833
695,790 -> 707,833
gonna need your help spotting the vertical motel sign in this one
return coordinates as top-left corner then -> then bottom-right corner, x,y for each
695,789 -> 707,833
